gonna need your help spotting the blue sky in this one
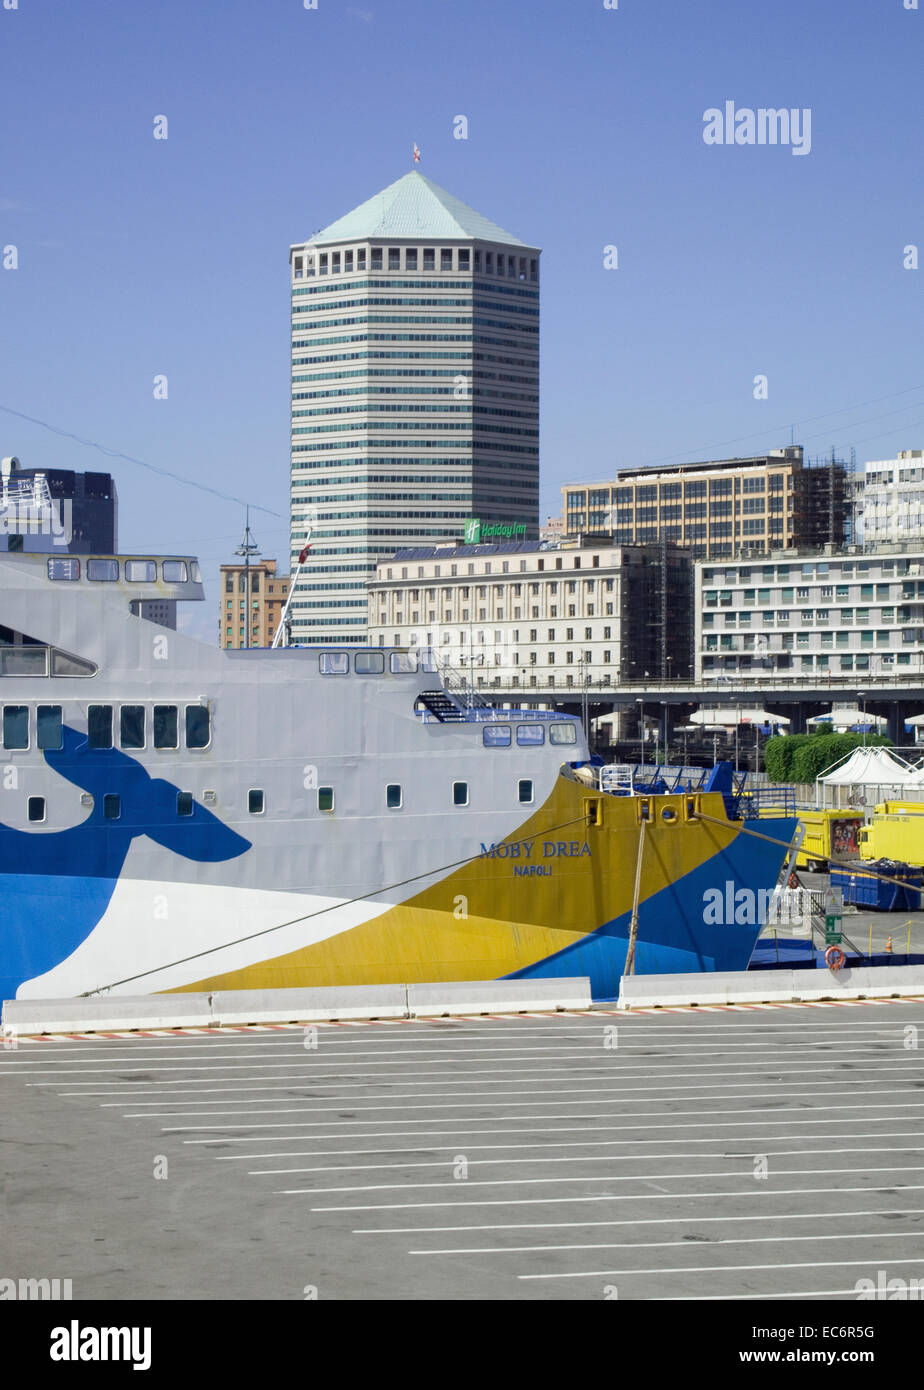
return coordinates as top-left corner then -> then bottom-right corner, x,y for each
1,0 -> 921,637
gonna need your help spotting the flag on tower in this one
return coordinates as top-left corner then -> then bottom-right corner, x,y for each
298,541 -> 311,564
413,143 -> 421,163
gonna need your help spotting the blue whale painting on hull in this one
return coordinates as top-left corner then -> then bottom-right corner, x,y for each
0,727 -> 251,998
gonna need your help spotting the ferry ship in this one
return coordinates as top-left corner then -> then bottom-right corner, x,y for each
0,547 -> 797,1002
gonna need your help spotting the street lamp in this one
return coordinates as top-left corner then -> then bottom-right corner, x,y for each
636,697 -> 645,769
735,702 -> 740,773
857,689 -> 866,748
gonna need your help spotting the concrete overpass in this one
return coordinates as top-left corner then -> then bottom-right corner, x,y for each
461,674 -> 924,742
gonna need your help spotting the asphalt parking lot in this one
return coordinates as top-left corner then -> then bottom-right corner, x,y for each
2,1003 -> 924,1301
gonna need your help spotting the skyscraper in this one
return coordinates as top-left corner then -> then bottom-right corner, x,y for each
288,171 -> 540,643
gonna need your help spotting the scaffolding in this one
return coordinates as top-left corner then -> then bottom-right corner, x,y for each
792,448 -> 853,551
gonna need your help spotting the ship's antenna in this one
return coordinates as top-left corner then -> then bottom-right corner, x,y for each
235,507 -> 261,650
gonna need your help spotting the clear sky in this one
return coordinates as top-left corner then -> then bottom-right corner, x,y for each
1,0 -> 921,639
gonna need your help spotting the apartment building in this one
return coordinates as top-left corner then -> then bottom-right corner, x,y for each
219,559 -> 290,649
695,544 -> 924,681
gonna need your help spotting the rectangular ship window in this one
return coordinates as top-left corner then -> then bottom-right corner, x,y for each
176,792 -> 194,817
248,789 -> 265,814
3,706 -> 28,750
386,784 -> 402,809
453,781 -> 469,806
36,705 -> 63,751
120,706 -> 145,749
47,557 -> 80,581
483,725 -> 511,747
27,796 -> 45,823
87,559 -> 119,582
319,652 -> 349,674
516,724 -> 545,746
518,780 -> 534,804
88,705 -> 113,749
354,652 -> 385,674
104,794 -> 121,820
153,705 -> 178,749
185,705 -> 211,749
318,786 -> 334,812
125,560 -> 156,582
549,723 -> 578,745
389,651 -> 418,673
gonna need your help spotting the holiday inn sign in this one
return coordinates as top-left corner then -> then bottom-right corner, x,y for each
463,518 -> 528,543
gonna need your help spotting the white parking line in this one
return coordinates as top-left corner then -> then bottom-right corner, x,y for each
312,1182 -> 924,1214
518,1257 -> 924,1282
55,1061 -> 924,1101
213,1129 -> 924,1160
126,1096 -> 924,1121
161,1109 -> 924,1133
247,1145 -> 924,1178
90,1080 -> 924,1110
352,1203 -> 924,1236
277,1162 -> 924,1197
410,1230 -> 924,1257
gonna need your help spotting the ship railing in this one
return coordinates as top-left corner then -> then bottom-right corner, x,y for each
739,785 -> 798,817
437,660 -> 495,711
596,763 -> 712,796
762,887 -> 829,932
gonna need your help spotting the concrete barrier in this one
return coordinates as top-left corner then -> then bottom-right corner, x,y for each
618,963 -> 924,1010
212,985 -> 408,1024
788,964 -> 924,1002
1,994 -> 212,1036
408,977 -> 591,1017
1,977 -> 593,1035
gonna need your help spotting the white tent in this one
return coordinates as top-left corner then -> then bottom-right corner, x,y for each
690,708 -> 790,728
807,707 -> 887,731
816,745 -> 923,807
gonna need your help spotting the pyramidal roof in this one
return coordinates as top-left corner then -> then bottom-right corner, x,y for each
307,172 -> 532,248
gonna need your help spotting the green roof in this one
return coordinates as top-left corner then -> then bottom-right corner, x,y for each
307,172 -> 533,248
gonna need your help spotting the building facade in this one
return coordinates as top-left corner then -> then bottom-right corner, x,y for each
858,450 -> 924,544
562,446 -> 851,560
695,544 -> 924,682
0,455 -> 117,555
288,170 -> 540,644
367,540 -> 692,691
219,559 -> 290,650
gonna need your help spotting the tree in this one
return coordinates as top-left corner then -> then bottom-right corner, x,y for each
765,732 -> 892,783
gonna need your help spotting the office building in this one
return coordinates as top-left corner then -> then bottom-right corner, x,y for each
288,171 -> 540,643
562,446 -> 851,560
858,450 -> 924,544
0,455 -> 117,554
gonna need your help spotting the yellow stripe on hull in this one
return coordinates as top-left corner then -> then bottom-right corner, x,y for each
174,778 -> 737,992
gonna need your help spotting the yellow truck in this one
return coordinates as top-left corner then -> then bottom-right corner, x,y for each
859,801 -> 924,867
760,807 -> 863,871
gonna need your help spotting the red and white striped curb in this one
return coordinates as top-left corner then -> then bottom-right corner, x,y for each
7,994 -> 924,1040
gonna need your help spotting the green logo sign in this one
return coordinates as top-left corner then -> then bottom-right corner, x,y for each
463,517 -> 527,543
